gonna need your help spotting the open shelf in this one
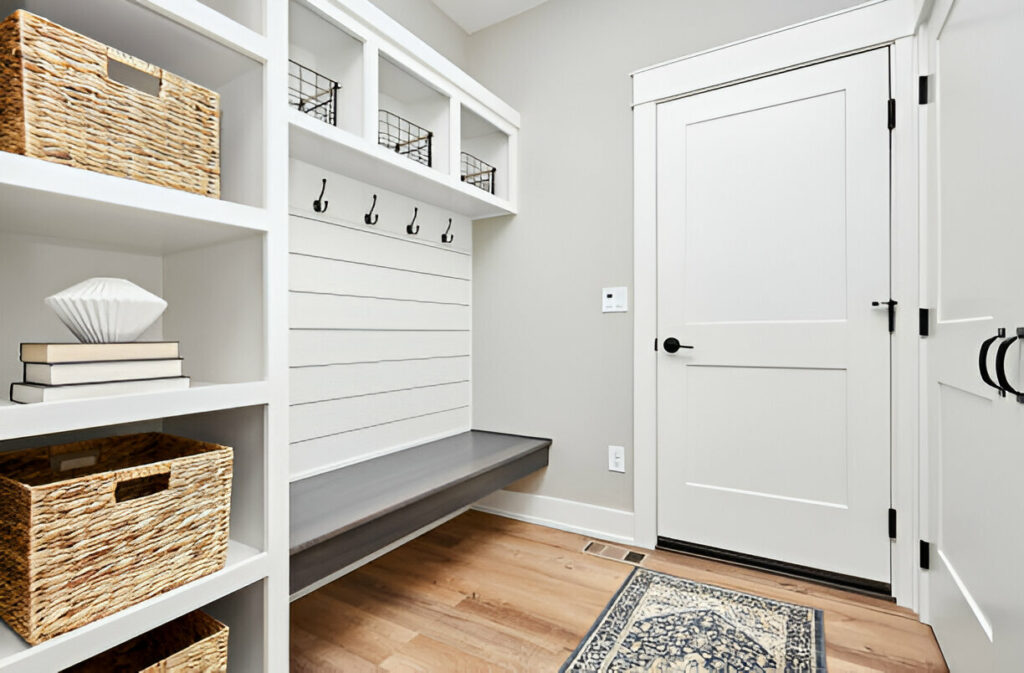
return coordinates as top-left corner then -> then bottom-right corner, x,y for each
0,231 -> 266,403
378,53 -> 450,173
289,109 -> 516,219
205,579 -> 267,672
289,0 -> 364,136
0,381 -> 269,441
188,0 -> 264,38
0,154 -> 270,254
0,0 -> 267,207
0,541 -> 267,673
460,105 -> 511,200
134,0 -> 267,59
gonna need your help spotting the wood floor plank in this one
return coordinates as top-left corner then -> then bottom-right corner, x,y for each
290,510 -> 948,672
291,591 -> 418,665
381,635 -> 513,673
291,624 -> 380,673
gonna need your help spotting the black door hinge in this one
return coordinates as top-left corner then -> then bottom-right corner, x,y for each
888,98 -> 896,130
888,508 -> 897,539
919,308 -> 931,337
920,540 -> 931,569
919,75 -> 930,104
873,299 -> 898,333
654,338 -> 658,351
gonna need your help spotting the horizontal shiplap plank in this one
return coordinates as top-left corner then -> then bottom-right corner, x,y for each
290,216 -> 471,279
290,357 -> 470,405
290,382 -> 470,443
290,293 -> 469,330
290,330 -> 471,366
290,254 -> 471,304
288,407 -> 471,480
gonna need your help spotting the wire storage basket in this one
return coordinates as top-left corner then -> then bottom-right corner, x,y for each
289,59 -> 339,125
460,152 -> 496,194
379,109 -> 433,167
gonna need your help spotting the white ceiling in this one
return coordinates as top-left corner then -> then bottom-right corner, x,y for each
429,0 -> 551,34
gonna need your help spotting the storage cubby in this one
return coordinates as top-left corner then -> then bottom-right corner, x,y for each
204,580 -> 266,672
0,0 -> 266,208
197,0 -> 264,34
378,53 -> 451,173
0,231 -> 265,407
0,407 -> 269,670
163,405 -> 268,553
460,105 -> 510,200
0,406 -> 267,555
289,0 -> 364,136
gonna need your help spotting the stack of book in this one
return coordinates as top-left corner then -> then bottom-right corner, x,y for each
10,342 -> 190,404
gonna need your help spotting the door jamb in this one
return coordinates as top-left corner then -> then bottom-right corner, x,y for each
631,1 -> 922,610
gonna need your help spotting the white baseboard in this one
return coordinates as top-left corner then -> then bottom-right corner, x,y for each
474,490 -> 635,545
289,507 -> 469,602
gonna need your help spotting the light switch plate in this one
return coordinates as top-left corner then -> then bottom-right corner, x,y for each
608,445 -> 625,473
602,287 -> 628,313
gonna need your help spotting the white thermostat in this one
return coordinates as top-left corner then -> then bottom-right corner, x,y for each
602,287 -> 628,313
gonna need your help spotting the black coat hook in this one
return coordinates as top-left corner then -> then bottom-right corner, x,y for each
313,178 -> 328,213
441,217 -> 454,244
364,194 -> 379,225
406,207 -> 420,235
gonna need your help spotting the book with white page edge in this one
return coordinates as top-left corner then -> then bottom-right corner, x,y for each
20,342 -> 180,364
24,359 -> 184,385
10,377 -> 191,404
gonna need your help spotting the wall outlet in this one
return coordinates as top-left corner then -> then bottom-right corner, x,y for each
608,445 -> 626,473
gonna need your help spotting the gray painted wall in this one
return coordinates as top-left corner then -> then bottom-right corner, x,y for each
370,0 -> 469,67
464,0 -> 865,512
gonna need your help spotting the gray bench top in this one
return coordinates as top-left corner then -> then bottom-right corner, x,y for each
289,430 -> 551,553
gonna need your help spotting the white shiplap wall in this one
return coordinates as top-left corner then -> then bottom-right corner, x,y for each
288,159 -> 473,480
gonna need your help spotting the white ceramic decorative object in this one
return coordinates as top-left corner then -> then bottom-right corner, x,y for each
45,278 -> 168,343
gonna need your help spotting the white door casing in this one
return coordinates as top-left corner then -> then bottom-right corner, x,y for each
921,0 -> 1024,668
655,49 -> 893,584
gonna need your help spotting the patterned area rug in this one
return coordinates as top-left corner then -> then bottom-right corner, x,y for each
561,567 -> 826,672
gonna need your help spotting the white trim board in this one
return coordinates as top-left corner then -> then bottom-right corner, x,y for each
631,0 -> 916,106
632,2 -> 921,610
473,490 -> 635,545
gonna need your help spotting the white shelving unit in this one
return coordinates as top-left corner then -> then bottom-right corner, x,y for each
0,0 -> 289,670
0,0 -> 516,667
0,542 -> 267,673
288,0 -> 520,220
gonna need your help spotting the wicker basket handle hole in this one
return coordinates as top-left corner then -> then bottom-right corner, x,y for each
106,56 -> 162,97
51,449 -> 99,473
114,472 -> 170,503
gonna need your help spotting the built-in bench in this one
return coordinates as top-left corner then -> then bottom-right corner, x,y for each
289,430 -> 551,595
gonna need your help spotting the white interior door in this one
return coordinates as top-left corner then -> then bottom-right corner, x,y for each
656,48 -> 892,585
922,0 -> 1024,668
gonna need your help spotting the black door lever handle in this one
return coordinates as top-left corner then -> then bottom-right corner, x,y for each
872,299 -> 898,333
995,328 -> 1024,402
663,337 -> 694,354
979,330 -> 1006,396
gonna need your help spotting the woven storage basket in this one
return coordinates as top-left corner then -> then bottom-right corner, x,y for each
63,610 -> 228,673
0,10 -> 220,197
0,433 -> 233,645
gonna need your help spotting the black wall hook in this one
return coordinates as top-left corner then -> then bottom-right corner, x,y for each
406,207 -> 420,235
441,218 -> 454,243
313,178 -> 328,213
364,194 -> 379,225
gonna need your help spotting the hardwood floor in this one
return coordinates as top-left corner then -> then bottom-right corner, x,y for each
290,510 -> 947,672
